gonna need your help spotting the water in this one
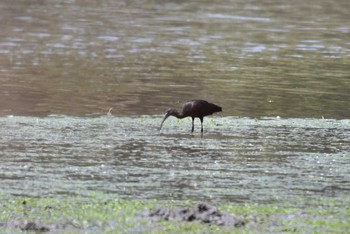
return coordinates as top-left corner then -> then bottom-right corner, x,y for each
1,115 -> 349,204
0,0 -> 349,117
0,0 -> 350,205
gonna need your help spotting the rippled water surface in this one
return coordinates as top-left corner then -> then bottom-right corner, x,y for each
0,0 -> 349,117
1,116 -> 349,204
0,0 -> 350,206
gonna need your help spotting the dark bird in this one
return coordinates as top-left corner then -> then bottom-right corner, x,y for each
159,99 -> 222,133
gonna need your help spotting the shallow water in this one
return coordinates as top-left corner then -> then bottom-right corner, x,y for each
1,116 -> 349,205
0,0 -> 350,207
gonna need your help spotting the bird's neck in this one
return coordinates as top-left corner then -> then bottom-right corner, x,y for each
171,110 -> 186,119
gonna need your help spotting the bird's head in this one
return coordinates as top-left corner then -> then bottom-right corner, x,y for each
159,108 -> 177,131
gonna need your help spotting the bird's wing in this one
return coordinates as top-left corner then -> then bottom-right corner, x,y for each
182,100 -> 208,117
181,101 -> 194,117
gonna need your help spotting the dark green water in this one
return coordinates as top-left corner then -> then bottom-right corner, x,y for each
0,0 -> 349,206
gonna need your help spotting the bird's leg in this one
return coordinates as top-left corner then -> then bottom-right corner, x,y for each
191,117 -> 195,133
200,117 -> 204,133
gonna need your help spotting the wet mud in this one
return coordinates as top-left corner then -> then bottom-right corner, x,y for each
0,202 -> 342,233
2,220 -> 52,232
140,203 -> 246,227
1,220 -> 82,233
1,204 -> 247,232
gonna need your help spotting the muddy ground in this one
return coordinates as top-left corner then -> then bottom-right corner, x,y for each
0,203 -> 279,232
140,203 -> 246,227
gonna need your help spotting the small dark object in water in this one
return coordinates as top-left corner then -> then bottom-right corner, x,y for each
159,99 -> 222,133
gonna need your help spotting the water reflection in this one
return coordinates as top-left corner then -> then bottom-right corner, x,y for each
0,0 -> 349,118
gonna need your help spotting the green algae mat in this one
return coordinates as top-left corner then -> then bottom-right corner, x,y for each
1,195 -> 349,233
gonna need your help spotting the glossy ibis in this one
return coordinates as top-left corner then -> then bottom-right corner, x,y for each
159,99 -> 222,133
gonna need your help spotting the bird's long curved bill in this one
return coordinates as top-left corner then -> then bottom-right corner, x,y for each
159,114 -> 170,131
